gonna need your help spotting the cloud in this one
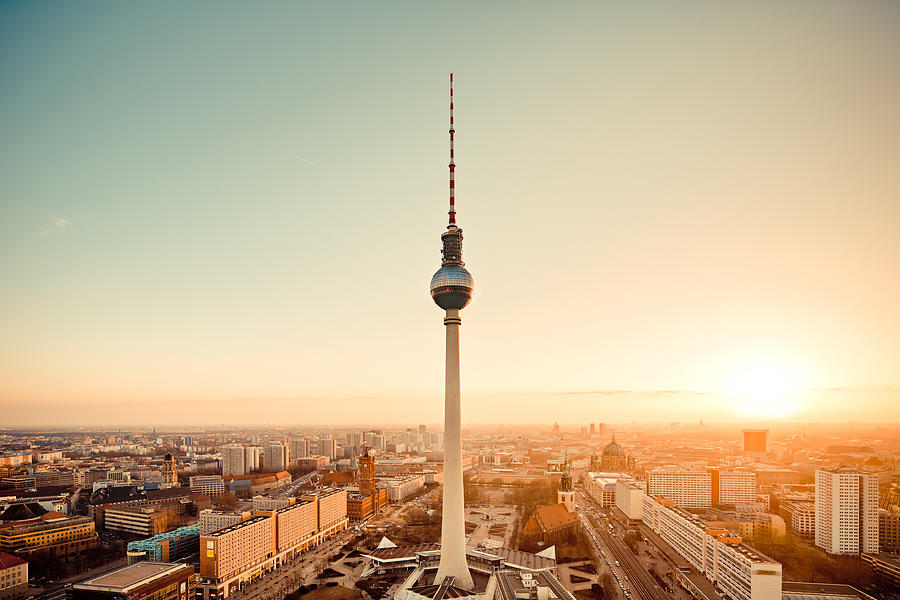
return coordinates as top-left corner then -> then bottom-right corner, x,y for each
39,217 -> 71,237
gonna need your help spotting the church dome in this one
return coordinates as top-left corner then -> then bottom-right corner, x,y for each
602,438 -> 624,457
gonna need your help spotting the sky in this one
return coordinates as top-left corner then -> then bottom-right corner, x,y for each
1,1 -> 899,427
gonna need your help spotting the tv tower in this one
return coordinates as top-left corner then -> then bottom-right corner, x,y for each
430,72 -> 475,589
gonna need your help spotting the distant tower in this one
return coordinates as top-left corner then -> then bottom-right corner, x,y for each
558,453 -> 575,513
161,453 -> 177,488
430,73 -> 475,590
359,447 -> 376,497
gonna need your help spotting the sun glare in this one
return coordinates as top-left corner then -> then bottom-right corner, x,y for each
723,359 -> 807,419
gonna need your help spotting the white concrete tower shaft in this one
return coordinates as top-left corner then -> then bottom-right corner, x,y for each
434,308 -> 473,588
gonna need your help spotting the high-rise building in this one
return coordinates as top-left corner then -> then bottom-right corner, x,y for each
815,466 -> 879,555
708,467 -> 757,505
742,429 -> 769,453
222,445 -> 245,477
429,72 -> 475,590
648,469 -> 712,508
615,476 -> 646,521
319,438 -> 336,461
244,446 -> 261,473
264,443 -> 287,471
289,439 -> 309,460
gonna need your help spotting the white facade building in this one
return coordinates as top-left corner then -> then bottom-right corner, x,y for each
648,469 -> 712,508
815,467 -> 879,555
615,476 -> 646,520
718,470 -> 757,505
782,500 -> 815,537
244,446 -> 261,473
584,472 -> 618,507
190,475 -> 226,497
642,497 -> 782,600
385,474 -> 425,501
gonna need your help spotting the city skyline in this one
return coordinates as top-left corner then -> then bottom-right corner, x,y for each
2,1 -> 900,427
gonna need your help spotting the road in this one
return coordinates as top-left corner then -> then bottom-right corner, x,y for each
576,492 -> 668,600
271,471 -> 317,499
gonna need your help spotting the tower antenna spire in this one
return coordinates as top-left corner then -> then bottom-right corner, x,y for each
449,72 -> 456,227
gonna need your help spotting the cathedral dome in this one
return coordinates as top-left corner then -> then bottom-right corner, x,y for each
601,437 -> 624,457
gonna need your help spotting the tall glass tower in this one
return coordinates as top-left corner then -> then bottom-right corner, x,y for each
429,73 -> 475,589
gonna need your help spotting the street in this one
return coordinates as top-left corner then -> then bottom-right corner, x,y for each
576,490 -> 674,600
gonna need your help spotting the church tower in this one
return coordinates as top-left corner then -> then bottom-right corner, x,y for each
358,447 -> 376,497
558,453 -> 575,513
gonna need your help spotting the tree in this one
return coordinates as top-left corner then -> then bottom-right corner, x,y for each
217,492 -> 239,511
600,572 -> 615,598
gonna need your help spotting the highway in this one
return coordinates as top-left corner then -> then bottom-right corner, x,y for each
577,492 -> 668,600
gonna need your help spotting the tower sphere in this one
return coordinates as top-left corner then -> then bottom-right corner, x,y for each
430,265 -> 474,310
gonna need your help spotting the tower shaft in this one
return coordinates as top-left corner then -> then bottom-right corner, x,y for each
435,308 -> 473,588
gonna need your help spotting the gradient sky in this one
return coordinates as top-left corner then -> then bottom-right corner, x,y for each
2,1 -> 899,426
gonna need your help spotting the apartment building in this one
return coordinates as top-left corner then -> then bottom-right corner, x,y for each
710,468 -> 757,506
200,515 -> 275,583
642,497 -> 782,600
222,446 -> 245,477
251,497 -> 291,512
264,443 -> 287,471
289,439 -> 309,461
648,469 -> 712,508
781,500 -> 816,538
301,488 -> 349,538
815,467 -> 879,555
615,476 -> 646,521
272,499 -> 318,558
197,492 -> 348,600
199,510 -> 252,536
244,447 -> 261,473
879,509 -> 900,552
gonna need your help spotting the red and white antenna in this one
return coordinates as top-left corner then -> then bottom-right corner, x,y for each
448,72 -> 456,227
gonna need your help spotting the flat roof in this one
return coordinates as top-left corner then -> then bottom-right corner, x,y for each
204,515 -> 270,537
782,581 -> 876,600
74,562 -> 191,593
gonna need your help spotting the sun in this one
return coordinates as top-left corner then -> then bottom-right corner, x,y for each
722,359 -> 807,419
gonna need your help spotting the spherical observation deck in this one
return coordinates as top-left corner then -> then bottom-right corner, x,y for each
430,265 -> 474,310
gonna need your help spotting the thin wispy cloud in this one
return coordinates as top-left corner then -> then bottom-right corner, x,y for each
39,217 -> 71,237
294,155 -> 320,167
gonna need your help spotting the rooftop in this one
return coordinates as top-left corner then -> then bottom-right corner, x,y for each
74,562 -> 192,593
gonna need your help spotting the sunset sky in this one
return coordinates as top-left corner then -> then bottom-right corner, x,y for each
1,2 -> 898,426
